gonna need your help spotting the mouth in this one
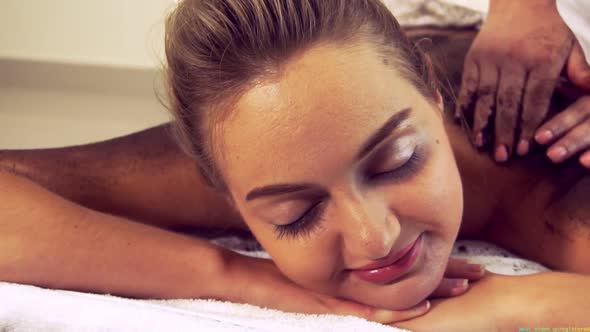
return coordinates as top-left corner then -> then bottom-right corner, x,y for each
350,233 -> 424,284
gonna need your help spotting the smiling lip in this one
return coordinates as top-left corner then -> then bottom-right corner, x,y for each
350,234 -> 423,284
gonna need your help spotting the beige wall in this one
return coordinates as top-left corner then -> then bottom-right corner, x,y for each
0,87 -> 170,150
0,0 -> 174,68
0,1 -> 174,149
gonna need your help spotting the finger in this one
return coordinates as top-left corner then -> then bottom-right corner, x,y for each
580,150 -> 590,169
472,65 -> 499,148
494,66 -> 526,161
429,278 -> 469,298
332,299 -> 430,324
519,68 -> 559,154
456,56 -> 480,125
546,118 -> 590,163
535,97 -> 590,145
444,257 -> 486,279
566,41 -> 590,92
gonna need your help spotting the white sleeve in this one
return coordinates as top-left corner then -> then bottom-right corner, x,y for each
557,0 -> 590,64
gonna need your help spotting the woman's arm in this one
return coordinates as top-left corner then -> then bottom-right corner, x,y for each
0,170 -> 230,298
0,170 -> 445,323
395,272 -> 590,331
0,124 -> 244,231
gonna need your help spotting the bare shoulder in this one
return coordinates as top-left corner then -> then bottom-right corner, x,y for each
0,124 -> 245,232
483,158 -> 590,274
408,28 -> 590,273
444,106 -> 589,273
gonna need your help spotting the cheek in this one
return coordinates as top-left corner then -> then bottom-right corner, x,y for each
435,135 -> 464,228
384,140 -> 463,235
242,219 -> 340,288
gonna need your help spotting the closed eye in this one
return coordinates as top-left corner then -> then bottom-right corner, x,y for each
275,200 -> 326,239
368,147 -> 424,182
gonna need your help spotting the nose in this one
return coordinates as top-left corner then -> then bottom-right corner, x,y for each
338,194 -> 401,261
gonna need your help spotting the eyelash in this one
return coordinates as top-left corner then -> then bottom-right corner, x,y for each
274,147 -> 425,240
275,201 -> 326,240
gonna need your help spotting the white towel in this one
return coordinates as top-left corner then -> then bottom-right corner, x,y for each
0,240 -> 548,332
382,0 -> 484,28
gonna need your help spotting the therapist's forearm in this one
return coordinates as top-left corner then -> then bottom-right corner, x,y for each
0,170 -> 233,299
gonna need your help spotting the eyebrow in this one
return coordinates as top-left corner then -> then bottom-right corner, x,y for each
245,183 -> 323,201
244,107 -> 412,201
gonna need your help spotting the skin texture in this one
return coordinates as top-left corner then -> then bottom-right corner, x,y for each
215,40 -> 463,309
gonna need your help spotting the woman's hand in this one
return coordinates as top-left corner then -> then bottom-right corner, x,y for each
223,253 -> 485,324
429,257 -> 486,298
456,0 -> 573,161
535,95 -> 590,169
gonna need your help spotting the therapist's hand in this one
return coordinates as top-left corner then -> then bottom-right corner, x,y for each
535,95 -> 590,169
456,0 -> 574,162
534,42 -> 590,169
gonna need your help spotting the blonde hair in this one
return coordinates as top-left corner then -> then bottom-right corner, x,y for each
164,0 -> 438,191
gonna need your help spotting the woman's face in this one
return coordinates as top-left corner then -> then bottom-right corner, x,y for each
215,41 -> 463,310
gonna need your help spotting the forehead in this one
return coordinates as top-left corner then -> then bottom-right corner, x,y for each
219,42 -> 426,197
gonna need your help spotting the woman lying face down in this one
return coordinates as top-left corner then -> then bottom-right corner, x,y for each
165,0 -> 466,310
1,0 -> 589,328
163,1 -> 590,325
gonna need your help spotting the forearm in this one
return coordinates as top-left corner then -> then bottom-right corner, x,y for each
395,272 -> 590,331
0,171 -> 233,299
505,272 -> 590,328
0,124 -> 243,230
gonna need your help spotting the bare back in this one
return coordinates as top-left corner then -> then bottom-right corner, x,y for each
409,28 -> 590,273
